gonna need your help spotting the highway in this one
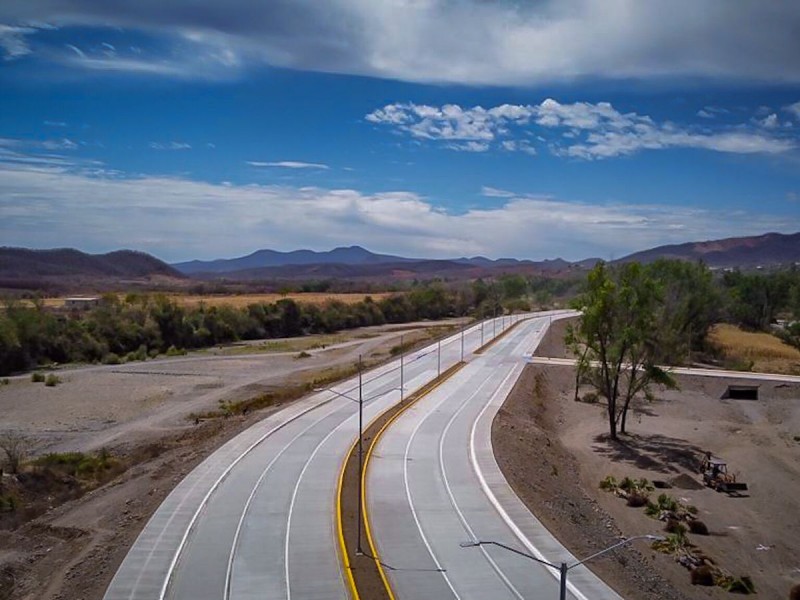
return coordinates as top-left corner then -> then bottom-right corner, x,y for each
366,314 -> 621,600
103,313 -> 523,600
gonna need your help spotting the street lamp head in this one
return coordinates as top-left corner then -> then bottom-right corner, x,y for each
459,540 -> 480,548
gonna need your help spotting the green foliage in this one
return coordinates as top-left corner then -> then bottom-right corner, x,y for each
567,261 -> 678,439
599,475 -> 618,491
296,351 -> 312,359
0,285 -> 477,375
1,378 -> 8,385
33,450 -> 120,480
30,372 -> 45,383
44,373 -> 60,387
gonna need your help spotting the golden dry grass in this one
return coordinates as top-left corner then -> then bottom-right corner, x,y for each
173,292 -> 394,308
11,292 -> 395,309
709,323 -> 800,374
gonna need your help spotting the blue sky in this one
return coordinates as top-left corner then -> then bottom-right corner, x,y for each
0,1 -> 799,262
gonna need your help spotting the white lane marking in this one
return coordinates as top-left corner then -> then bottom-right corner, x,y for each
438,368 -> 526,600
143,394 -> 338,600
224,400 -> 349,600
469,325 -> 592,600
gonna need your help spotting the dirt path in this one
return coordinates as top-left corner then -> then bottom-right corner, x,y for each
493,319 -> 800,600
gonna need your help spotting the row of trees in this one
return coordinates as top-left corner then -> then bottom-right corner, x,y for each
0,281 -> 526,375
566,260 -> 800,440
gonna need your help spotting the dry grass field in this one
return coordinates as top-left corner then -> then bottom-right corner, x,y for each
709,323 -> 800,375
11,292 -> 396,309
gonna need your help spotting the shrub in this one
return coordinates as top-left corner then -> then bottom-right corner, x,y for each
627,492 -> 649,507
296,351 -> 312,359
44,374 -> 60,387
665,519 -> 687,535
581,391 -> 599,403
103,352 -> 122,365
690,566 -> 715,586
31,373 -> 45,383
599,475 -> 618,491
166,345 -> 187,357
656,493 -> 678,512
645,501 -> 660,517
619,476 -> 636,492
148,348 -> 160,359
688,520 -> 709,535
1,378 -> 9,385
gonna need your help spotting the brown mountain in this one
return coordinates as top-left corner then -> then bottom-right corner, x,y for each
0,247 -> 185,280
617,232 -> 800,268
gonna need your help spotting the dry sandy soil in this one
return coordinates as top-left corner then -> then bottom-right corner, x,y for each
0,319 -> 462,600
494,319 -> 800,600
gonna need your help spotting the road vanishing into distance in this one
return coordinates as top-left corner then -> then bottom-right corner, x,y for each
367,313 -> 620,600
104,311 -> 625,600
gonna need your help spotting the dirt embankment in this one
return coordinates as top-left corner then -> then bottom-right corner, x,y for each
494,318 -> 800,599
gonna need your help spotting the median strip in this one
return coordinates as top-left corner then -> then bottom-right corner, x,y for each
336,361 -> 466,600
473,317 -> 527,354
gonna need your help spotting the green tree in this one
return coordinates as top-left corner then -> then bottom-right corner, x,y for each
567,262 -> 676,440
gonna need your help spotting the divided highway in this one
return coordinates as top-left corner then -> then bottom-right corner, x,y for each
104,314 -> 522,600
366,314 -> 621,600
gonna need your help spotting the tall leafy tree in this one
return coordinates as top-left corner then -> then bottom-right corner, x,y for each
566,262 -> 676,440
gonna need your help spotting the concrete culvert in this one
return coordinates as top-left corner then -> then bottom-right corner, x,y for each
722,385 -> 759,400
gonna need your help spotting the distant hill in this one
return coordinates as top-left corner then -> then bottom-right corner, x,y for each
617,232 -> 800,268
0,247 -> 184,280
173,245 -> 414,274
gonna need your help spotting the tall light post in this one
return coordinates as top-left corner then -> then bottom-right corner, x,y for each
399,335 -> 404,403
460,325 -> 465,362
461,535 -> 663,600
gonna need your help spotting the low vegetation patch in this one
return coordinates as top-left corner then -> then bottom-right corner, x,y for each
600,474 -> 754,593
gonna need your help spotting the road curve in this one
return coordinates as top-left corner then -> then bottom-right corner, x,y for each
103,314 -> 519,600
366,313 -> 622,600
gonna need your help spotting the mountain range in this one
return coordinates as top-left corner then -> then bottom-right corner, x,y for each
1,231 -> 798,286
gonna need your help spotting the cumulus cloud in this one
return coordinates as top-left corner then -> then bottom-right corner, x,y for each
1,1 -> 800,84
247,160 -> 330,169
0,159 -> 796,262
366,99 -> 796,159
786,101 -> 800,120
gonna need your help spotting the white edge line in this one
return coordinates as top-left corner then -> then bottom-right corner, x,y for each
469,323 -> 592,600
157,393 -> 338,600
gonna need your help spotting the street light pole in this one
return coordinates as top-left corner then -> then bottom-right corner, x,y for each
437,339 -> 441,376
399,335 -> 404,403
460,326 -> 464,362
460,535 -> 663,599
356,354 -> 363,555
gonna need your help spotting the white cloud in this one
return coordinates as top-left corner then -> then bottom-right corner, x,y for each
0,159 -> 797,262
757,113 -> 779,129
42,138 -> 78,150
247,160 -> 330,169
367,99 -> 797,159
0,24 -> 36,60
150,141 -> 191,150
2,2 -> 800,84
481,186 -> 516,198
43,120 -> 68,127
785,101 -> 800,120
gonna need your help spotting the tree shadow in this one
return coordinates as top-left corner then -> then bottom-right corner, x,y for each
591,432 -> 705,474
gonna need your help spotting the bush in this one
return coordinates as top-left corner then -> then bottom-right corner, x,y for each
103,352 -> 122,365
296,351 -> 312,359
44,374 -> 60,387
31,372 -> 45,383
166,345 -> 187,357
690,565 -> 715,586
599,475 -> 618,491
1,378 -> 9,385
627,492 -> 649,507
665,519 -> 687,535
688,519 -> 709,535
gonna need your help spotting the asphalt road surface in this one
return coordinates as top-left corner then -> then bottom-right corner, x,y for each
103,313 -> 526,600
367,314 -> 622,600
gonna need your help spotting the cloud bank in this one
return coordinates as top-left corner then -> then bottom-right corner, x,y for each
366,99 -> 797,159
1,1 -> 800,84
0,159 -> 796,262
